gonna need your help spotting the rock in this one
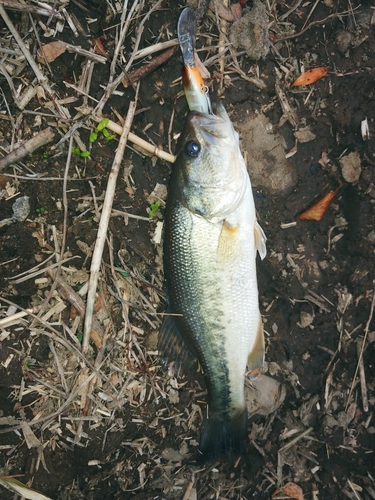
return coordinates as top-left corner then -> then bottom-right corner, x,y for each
245,374 -> 286,416
323,414 -> 338,429
297,311 -> 314,328
335,30 -> 352,54
367,230 -> 375,244
12,196 -> 30,222
161,447 -> 190,462
294,126 -> 316,143
339,151 -> 361,183
236,113 -> 297,194
147,183 -> 167,204
229,0 -> 269,60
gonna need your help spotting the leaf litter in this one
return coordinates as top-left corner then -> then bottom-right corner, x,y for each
0,0 -> 374,499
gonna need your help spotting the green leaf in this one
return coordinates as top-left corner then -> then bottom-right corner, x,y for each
102,128 -> 110,138
89,131 -> 98,142
118,270 -> 130,277
105,133 -> 116,142
42,152 -> 50,159
72,147 -> 81,156
96,118 -> 109,132
80,150 -> 90,158
149,200 -> 161,217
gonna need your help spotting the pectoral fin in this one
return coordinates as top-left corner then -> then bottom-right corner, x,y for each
158,313 -> 195,375
247,315 -> 265,380
217,219 -> 240,264
254,221 -> 267,260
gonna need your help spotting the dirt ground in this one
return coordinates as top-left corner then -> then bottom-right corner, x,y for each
0,0 -> 374,499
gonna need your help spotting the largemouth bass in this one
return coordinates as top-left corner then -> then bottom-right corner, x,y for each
158,102 -> 266,464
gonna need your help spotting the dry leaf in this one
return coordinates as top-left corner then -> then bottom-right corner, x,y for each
318,151 -> 330,169
93,37 -> 108,58
20,421 -> 41,449
292,67 -> 328,87
90,328 -> 103,349
299,186 -> 341,221
37,41 -> 67,64
0,476 -> 53,500
272,481 -> 304,500
294,126 -> 316,143
209,0 -> 241,21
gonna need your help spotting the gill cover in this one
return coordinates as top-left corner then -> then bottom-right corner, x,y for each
178,102 -> 248,219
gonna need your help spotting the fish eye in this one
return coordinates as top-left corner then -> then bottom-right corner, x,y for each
185,140 -> 200,157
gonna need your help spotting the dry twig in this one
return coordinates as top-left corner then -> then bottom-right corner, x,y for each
83,101 -> 137,352
91,115 -> 176,163
345,291 -> 374,411
0,127 -> 55,171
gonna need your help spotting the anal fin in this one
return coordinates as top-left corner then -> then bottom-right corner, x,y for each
247,315 -> 265,380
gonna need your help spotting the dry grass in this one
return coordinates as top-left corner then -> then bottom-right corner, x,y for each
0,1 -> 374,499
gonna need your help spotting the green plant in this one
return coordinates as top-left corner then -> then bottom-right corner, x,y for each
36,206 -> 45,213
90,118 -> 116,143
149,200 -> 161,217
72,147 -> 90,158
114,259 -> 130,277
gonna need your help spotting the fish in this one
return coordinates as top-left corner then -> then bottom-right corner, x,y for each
158,101 -> 267,464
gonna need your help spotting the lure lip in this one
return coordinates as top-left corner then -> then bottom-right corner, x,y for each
177,7 -> 197,68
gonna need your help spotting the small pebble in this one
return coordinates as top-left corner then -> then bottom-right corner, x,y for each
339,151 -> 361,183
335,30 -> 352,54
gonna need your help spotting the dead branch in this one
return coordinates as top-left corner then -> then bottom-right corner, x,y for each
0,127 -> 55,171
0,0 -> 63,19
91,115 -> 176,163
356,339 -> 368,412
346,291 -> 374,411
82,101 -> 137,352
66,44 -> 107,64
123,45 -> 179,88
134,39 -> 178,60
47,270 -> 104,349
0,5 -> 70,120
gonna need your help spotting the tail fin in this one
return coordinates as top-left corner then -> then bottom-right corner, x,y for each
196,408 -> 247,465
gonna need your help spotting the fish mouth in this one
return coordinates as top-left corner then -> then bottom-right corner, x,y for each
186,102 -> 234,147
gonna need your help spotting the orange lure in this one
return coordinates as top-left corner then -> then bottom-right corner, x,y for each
178,8 -> 211,114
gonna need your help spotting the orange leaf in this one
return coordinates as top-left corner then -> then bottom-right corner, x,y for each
292,67 -> 328,87
299,186 -> 341,221
272,482 -> 304,500
93,37 -> 108,58
37,41 -> 67,64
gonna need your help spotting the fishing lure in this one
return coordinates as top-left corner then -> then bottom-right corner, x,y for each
177,8 -> 212,114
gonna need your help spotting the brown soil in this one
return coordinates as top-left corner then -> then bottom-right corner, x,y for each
0,1 -> 374,499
